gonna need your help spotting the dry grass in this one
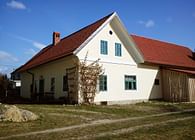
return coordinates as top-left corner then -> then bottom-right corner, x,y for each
0,102 -> 194,139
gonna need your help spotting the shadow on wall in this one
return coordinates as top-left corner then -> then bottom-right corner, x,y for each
137,64 -> 162,100
149,70 -> 162,100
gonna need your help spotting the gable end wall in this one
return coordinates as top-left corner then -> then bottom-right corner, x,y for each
76,23 -> 162,104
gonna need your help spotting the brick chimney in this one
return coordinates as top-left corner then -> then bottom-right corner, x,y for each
53,32 -> 60,45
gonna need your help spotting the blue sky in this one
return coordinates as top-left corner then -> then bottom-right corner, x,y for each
0,0 -> 195,76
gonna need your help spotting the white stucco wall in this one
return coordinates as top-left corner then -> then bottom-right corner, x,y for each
20,55 -> 77,99
20,20 -> 162,104
77,23 -> 162,104
21,72 -> 32,98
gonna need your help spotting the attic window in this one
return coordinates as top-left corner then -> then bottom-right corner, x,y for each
109,30 -> 113,35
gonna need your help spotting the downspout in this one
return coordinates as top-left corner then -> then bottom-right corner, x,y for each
27,70 -> 34,98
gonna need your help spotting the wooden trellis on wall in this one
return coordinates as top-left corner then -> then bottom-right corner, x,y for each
78,58 -> 103,104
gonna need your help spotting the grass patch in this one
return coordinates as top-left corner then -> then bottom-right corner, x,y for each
100,117 -> 195,140
8,111 -> 195,140
0,102 -> 194,139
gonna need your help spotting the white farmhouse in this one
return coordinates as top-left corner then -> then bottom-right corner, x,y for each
15,12 -> 195,104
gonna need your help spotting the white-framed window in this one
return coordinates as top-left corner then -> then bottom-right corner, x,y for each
125,75 -> 136,90
115,43 -> 122,56
100,40 -> 108,55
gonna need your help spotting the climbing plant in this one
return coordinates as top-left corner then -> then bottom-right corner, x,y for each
78,55 -> 103,104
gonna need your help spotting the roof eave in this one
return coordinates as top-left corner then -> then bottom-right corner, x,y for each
110,14 -> 145,63
143,61 -> 195,71
17,52 -> 74,73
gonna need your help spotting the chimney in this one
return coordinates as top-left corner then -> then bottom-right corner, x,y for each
53,32 -> 60,46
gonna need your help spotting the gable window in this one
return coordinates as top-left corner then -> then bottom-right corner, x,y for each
63,75 -> 68,91
125,75 -> 136,90
99,75 -> 107,91
115,43 -> 122,56
50,77 -> 55,92
100,40 -> 108,55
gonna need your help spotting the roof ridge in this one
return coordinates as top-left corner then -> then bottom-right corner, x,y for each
130,34 -> 191,51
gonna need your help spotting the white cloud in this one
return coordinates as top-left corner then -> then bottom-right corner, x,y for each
13,35 -> 46,49
138,20 -> 144,24
145,20 -> 155,28
0,50 -> 18,62
6,0 -> 26,10
33,42 -> 46,49
25,48 -> 37,55
138,19 -> 155,28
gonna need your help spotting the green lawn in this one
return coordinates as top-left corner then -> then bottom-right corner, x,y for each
0,102 -> 195,140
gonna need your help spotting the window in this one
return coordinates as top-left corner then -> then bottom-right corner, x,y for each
154,79 -> 160,85
125,75 -> 136,90
99,75 -> 107,91
63,75 -> 68,91
100,40 -> 108,55
115,43 -> 122,56
50,77 -> 55,92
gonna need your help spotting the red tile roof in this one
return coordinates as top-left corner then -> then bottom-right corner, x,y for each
18,13 -> 113,72
131,35 -> 195,69
17,13 -> 195,73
